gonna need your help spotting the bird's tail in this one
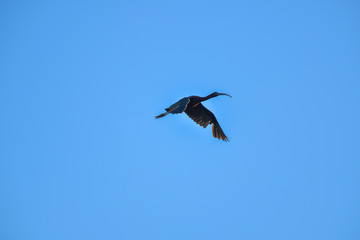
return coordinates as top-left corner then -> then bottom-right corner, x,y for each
155,111 -> 170,119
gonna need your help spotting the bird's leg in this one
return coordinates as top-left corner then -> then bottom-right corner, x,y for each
155,111 -> 170,119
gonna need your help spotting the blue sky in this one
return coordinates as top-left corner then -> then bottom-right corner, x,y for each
1,1 -> 359,239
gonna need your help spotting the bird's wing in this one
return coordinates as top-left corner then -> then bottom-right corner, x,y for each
166,97 -> 190,114
155,97 -> 190,119
185,103 -> 229,141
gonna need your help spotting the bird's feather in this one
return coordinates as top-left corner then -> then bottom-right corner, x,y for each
185,103 -> 229,142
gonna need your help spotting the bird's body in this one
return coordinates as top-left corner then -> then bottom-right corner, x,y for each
155,92 -> 231,141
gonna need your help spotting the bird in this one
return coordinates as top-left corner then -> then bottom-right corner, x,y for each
155,92 -> 231,141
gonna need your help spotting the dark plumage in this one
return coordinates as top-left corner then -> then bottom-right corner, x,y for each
155,92 -> 231,141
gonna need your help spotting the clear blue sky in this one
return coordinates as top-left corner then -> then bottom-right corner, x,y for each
1,1 -> 360,239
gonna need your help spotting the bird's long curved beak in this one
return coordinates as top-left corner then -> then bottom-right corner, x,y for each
218,93 -> 232,98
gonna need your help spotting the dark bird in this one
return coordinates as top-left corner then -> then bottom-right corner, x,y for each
155,92 -> 232,142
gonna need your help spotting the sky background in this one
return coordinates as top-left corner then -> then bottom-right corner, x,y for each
1,1 -> 360,239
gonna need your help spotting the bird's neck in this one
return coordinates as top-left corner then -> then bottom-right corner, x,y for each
200,92 -> 217,102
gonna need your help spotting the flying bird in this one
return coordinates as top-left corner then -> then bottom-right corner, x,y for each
155,92 -> 231,141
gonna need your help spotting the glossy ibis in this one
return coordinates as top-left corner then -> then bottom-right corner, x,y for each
155,92 -> 231,142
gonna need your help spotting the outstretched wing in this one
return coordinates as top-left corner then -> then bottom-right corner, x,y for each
185,103 -> 229,142
166,97 -> 190,113
155,97 -> 190,119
